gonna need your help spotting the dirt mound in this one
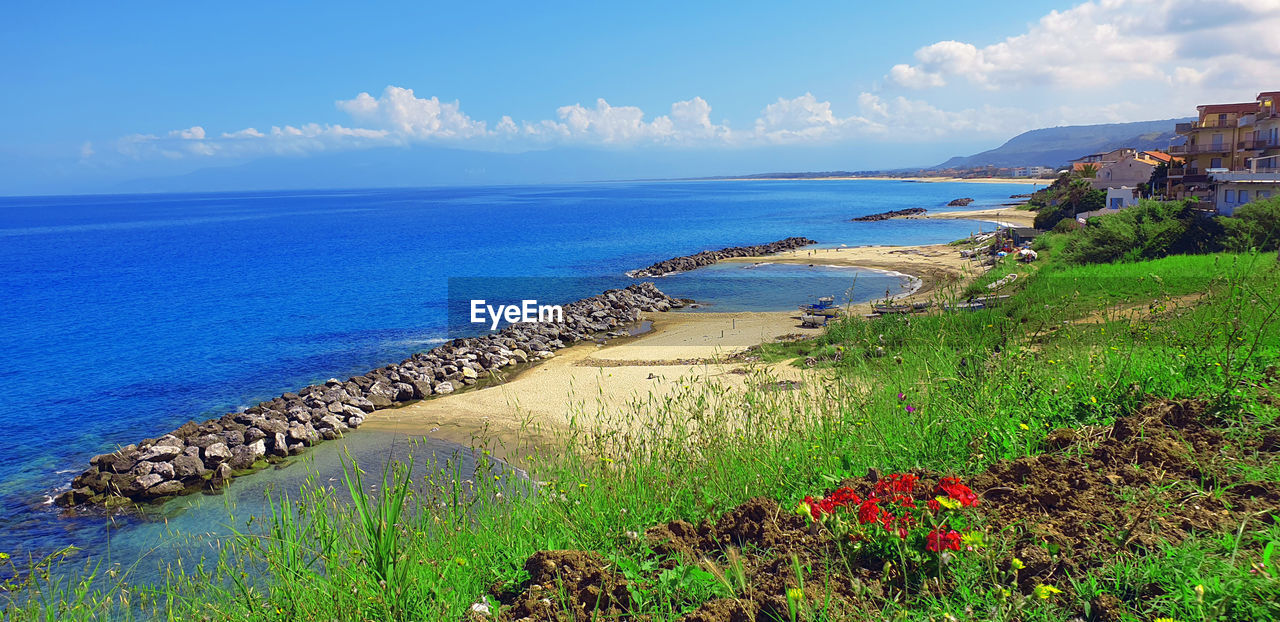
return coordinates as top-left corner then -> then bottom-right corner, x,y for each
969,398 -> 1278,588
498,551 -> 632,621
489,399 -> 1278,621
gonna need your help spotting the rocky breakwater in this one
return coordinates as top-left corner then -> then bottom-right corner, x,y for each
57,283 -> 683,509
625,237 -> 816,278
851,208 -> 926,221
947,198 -> 975,206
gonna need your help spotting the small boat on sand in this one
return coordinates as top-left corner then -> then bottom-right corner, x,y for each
799,296 -> 841,318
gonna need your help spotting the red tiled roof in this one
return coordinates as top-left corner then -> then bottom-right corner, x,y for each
1198,102 -> 1259,115
1142,151 -> 1174,163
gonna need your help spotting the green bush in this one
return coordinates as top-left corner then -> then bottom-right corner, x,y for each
1059,200 -> 1222,264
1219,196 -> 1280,251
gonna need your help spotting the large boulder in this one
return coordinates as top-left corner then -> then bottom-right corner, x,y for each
172,454 -> 206,479
139,444 -> 182,462
203,442 -> 232,465
135,473 -> 164,490
228,440 -> 266,470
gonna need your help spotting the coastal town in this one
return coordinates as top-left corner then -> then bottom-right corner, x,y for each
854,90 -> 1280,219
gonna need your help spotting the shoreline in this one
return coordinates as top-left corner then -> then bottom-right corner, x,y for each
893,206 -> 1038,229
367,240 -> 984,460
61,232 -> 987,508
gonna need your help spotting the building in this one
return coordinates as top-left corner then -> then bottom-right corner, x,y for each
1167,91 -> 1280,213
1011,166 -> 1054,178
1092,154 -> 1156,190
1072,148 -> 1136,165
1104,187 -> 1140,209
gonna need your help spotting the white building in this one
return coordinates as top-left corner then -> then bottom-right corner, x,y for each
1104,186 -> 1140,210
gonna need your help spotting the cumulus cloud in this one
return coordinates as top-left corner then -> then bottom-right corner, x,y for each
887,0 -> 1280,92
336,86 -> 488,139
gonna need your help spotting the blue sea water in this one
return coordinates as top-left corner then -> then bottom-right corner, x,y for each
0,179 -> 1032,567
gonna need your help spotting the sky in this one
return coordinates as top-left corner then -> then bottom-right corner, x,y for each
3,0 -> 1279,195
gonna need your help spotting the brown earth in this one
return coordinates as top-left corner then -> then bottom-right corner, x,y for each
488,398 -> 1279,621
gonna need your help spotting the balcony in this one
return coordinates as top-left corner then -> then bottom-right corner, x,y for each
1238,138 -> 1279,150
1175,122 -> 1193,133
1169,143 -> 1232,155
1190,118 -> 1244,129
1211,169 -> 1280,182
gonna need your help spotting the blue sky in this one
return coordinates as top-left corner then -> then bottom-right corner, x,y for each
3,0 -> 1278,194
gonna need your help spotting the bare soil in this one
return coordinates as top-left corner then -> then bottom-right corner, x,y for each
489,398 -> 1279,621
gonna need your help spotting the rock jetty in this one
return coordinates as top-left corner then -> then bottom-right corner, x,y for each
625,237 -> 816,278
947,198 -> 975,206
57,283 -> 683,509
851,208 -> 926,222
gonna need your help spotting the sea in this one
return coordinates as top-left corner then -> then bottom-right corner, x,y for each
0,179 -> 1032,572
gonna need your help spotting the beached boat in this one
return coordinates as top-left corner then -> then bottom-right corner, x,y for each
799,296 -> 841,318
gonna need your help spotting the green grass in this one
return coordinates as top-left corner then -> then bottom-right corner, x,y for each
4,249 -> 1280,621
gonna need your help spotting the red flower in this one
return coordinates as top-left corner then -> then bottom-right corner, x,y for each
857,499 -> 882,525
927,527 -> 962,552
935,477 -> 980,507
927,498 -> 941,512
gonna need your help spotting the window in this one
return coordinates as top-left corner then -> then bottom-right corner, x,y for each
1224,190 -> 1236,203
1110,198 -> 1123,209
1260,191 -> 1272,199
1211,158 -> 1223,169
1238,190 -> 1249,203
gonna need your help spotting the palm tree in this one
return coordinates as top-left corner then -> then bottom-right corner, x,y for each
1065,178 -> 1093,220
1074,163 -> 1099,179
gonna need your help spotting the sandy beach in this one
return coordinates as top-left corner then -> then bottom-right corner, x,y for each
364,238 -> 992,460
720,242 -> 987,304
895,206 -> 1038,228
363,310 -> 810,458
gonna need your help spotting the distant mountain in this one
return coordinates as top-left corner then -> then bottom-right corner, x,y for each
934,118 -> 1193,169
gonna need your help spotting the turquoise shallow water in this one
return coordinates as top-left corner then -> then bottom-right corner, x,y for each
0,179 -> 1030,567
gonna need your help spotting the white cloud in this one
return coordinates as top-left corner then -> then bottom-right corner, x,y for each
752,93 -> 868,142
335,86 -> 488,139
888,0 -> 1280,93
79,141 -> 94,159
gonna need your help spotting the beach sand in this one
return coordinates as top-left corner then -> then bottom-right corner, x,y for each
894,206 -> 1038,228
720,242 -> 987,304
364,240 -> 992,463
363,311 -> 809,459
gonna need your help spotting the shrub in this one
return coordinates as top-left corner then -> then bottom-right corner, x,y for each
1219,196 -> 1280,252
1059,200 -> 1222,264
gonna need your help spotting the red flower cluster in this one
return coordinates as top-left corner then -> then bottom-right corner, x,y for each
802,486 -> 861,521
800,474 -> 979,551
935,477 -> 980,507
926,527 -> 961,552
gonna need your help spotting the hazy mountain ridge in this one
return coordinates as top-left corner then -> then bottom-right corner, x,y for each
934,118 -> 1193,169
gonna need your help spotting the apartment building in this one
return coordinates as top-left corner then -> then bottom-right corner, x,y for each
1168,92 -> 1280,214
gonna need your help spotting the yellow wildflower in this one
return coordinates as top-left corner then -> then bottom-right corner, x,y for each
1032,584 -> 1062,600
935,496 -> 962,510
1011,557 -> 1025,570
1019,423 -> 1030,430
